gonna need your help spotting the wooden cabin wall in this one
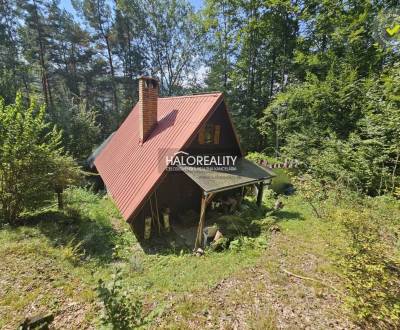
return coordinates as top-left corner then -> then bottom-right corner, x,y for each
186,102 -> 242,156
156,171 -> 202,216
130,171 -> 202,239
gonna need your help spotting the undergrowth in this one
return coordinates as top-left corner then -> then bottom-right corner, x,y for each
1,184 -> 398,329
300,179 -> 400,328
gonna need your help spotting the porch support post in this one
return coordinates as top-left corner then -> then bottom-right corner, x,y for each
194,192 -> 214,250
256,182 -> 264,207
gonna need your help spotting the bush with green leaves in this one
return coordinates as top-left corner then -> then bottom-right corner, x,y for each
333,208 -> 400,327
97,269 -> 156,329
395,187 -> 400,199
0,93 -> 82,224
292,174 -> 400,326
228,236 -> 268,251
291,174 -> 333,218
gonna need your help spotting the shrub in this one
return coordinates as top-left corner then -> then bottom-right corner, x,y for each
97,269 -> 161,329
292,174 -> 330,218
334,208 -> 400,327
228,236 -> 268,251
395,187 -> 400,199
0,93 -> 82,224
214,215 -> 250,238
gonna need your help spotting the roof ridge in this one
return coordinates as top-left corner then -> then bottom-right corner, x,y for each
159,92 -> 222,100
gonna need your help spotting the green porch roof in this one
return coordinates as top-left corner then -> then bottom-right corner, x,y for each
179,158 -> 275,194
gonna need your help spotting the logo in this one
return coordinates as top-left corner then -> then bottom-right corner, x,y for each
386,23 -> 400,37
373,8 -> 400,50
165,151 -> 238,172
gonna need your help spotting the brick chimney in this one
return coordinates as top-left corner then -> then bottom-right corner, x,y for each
139,76 -> 158,143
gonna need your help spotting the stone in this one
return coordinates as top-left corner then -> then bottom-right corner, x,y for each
19,313 -> 54,330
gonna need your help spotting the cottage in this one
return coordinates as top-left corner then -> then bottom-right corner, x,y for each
91,76 -> 275,249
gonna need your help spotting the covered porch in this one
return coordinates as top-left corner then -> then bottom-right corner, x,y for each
178,158 -> 275,249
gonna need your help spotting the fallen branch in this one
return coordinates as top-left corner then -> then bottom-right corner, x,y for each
281,268 -> 343,295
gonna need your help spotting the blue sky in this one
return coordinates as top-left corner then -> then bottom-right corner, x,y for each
59,0 -> 204,14
59,0 -> 76,15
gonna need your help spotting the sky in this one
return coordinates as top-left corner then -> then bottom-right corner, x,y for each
58,0 -> 207,84
59,0 -> 204,15
59,0 -> 76,15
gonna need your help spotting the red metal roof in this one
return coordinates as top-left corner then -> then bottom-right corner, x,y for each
94,93 -> 224,221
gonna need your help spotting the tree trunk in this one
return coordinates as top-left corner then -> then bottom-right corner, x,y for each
391,150 -> 399,193
57,191 -> 63,210
269,52 -> 276,98
257,182 -> 264,207
32,0 -> 53,113
104,34 -> 119,115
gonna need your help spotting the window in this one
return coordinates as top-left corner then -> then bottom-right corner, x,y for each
214,124 -> 221,144
198,124 -> 221,145
205,124 -> 213,144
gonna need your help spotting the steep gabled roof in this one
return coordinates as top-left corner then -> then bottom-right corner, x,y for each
94,93 -> 226,221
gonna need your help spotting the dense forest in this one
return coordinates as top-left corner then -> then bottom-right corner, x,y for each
1,0 -> 399,196
1,1 -> 400,328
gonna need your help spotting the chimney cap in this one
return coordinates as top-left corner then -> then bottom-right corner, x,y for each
138,75 -> 159,82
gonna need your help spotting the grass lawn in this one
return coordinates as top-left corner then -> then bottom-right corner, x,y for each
0,186 -> 397,329
0,188 -> 267,329
156,194 -> 354,329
